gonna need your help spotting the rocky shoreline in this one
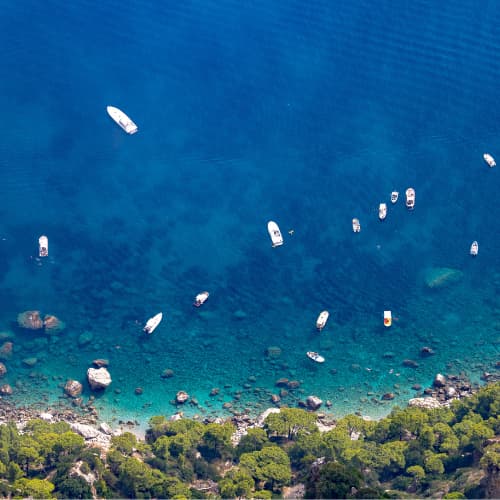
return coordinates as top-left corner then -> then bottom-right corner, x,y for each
0,369 -> 495,450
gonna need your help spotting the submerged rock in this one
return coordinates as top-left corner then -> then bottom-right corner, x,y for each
43,315 -> 65,333
424,267 -> 463,289
22,357 -> 38,367
92,359 -> 109,368
161,368 -> 174,378
233,309 -> 247,320
420,346 -> 435,357
267,346 -> 282,358
403,359 -> 419,368
17,310 -> 43,330
0,384 -> 12,395
78,331 -> 94,346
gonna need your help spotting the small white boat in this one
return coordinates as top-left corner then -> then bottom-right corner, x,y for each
352,218 -> 361,233
106,106 -> 138,135
194,291 -> 209,307
378,203 -> 387,220
391,191 -> 399,204
306,351 -> 325,363
483,153 -> 496,168
267,221 -> 284,247
405,188 -> 415,210
144,312 -> 162,334
470,241 -> 478,256
384,310 -> 392,327
38,235 -> 48,257
316,310 -> 329,331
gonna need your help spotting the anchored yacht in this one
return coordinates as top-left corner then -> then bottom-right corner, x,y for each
307,351 -> 325,363
405,188 -> 415,210
144,312 -> 162,334
107,106 -> 138,134
384,310 -> 392,327
316,310 -> 329,331
484,153 -> 496,168
267,221 -> 284,247
379,203 -> 387,220
194,291 -> 209,307
38,235 -> 48,257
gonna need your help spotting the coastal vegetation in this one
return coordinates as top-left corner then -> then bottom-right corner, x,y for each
0,383 -> 500,498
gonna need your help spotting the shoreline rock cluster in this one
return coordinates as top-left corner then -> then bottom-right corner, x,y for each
0,364 -> 493,453
0,399 -> 123,451
409,371 -> 481,409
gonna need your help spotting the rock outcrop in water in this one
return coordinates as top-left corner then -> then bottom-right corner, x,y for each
43,314 -> 65,332
17,310 -> 65,332
87,367 -> 112,390
424,267 -> 463,288
17,310 -> 44,330
65,379 -> 83,397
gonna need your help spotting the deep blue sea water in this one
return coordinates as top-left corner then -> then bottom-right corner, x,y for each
1,0 -> 500,426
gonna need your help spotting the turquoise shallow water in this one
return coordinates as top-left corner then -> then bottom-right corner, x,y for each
0,0 -> 500,426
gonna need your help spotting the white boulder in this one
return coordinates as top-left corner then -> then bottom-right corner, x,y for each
408,397 -> 442,410
87,367 -> 112,390
70,423 -> 100,439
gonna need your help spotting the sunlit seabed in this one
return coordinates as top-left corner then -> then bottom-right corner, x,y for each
0,0 -> 499,428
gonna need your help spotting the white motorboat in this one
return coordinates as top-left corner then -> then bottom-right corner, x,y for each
405,188 -> 415,210
194,291 -> 209,307
391,191 -> 399,204
267,221 -> 283,247
384,310 -> 392,327
316,310 -> 329,331
352,218 -> 361,233
306,351 -> 325,363
483,153 -> 496,168
144,312 -> 162,334
38,235 -> 48,257
378,203 -> 387,220
470,241 -> 478,256
106,106 -> 138,134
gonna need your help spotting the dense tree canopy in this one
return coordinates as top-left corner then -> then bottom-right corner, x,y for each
0,382 -> 499,498
264,408 -> 318,440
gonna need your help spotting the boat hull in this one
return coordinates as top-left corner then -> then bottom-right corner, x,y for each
38,235 -> 48,257
352,218 -> 361,232
316,311 -> 329,330
144,312 -> 162,334
384,310 -> 392,327
107,106 -> 138,134
470,241 -> 478,256
194,291 -> 209,307
484,153 -> 496,168
379,203 -> 387,220
307,351 -> 325,363
267,221 -> 283,247
405,188 -> 415,210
